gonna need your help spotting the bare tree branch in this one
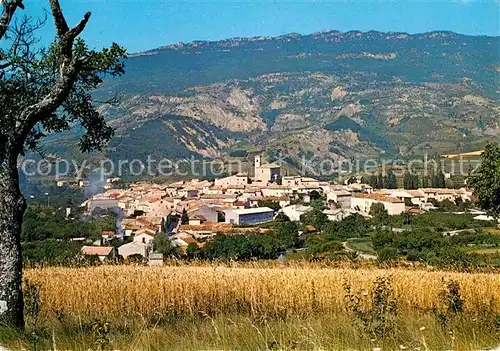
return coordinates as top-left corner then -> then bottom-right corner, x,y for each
48,0 -> 91,59
14,3 -> 93,149
67,12 -> 90,39
1,13 -> 47,87
48,0 -> 68,36
0,0 -> 24,39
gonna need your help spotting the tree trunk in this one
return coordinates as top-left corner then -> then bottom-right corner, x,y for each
0,152 -> 25,330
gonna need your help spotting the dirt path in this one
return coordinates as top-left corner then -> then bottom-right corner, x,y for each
342,241 -> 377,260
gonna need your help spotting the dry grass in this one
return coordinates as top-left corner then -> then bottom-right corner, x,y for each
470,248 -> 500,255
24,263 -> 500,320
441,150 -> 484,159
485,227 -> 500,235
3,313 -> 498,351
1,263 -> 496,350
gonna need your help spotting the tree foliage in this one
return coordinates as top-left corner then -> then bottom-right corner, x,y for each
22,239 -> 83,263
1,1 -> 126,157
153,232 -> 180,258
300,208 -> 329,231
0,0 -> 126,329
323,214 -> 369,240
430,166 -> 446,188
369,203 -> 389,226
257,200 -> 280,212
403,171 -> 420,189
202,234 -> 282,260
370,170 -> 397,189
470,142 -> 500,218
384,170 -> 397,189
22,204 -> 115,242
181,208 -> 189,225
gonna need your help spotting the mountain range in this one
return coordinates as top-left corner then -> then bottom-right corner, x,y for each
39,30 -> 500,177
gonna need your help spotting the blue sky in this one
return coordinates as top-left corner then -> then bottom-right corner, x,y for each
11,0 -> 500,53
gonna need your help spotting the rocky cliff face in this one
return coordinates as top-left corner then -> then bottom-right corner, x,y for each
40,30 -> 499,176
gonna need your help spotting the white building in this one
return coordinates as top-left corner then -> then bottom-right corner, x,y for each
282,204 -> 312,221
254,156 -> 281,183
282,176 -> 303,187
351,193 -> 405,215
418,188 -> 472,203
214,173 -> 249,187
261,186 -> 291,197
80,246 -> 115,261
187,205 -> 219,223
323,208 -> 352,222
134,232 -> 155,245
148,253 -> 164,266
118,241 -> 149,259
223,207 -> 275,225
406,190 -> 426,206
188,214 -> 207,226
326,190 -> 352,208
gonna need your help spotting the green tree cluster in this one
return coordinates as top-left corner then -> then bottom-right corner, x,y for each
257,200 -> 281,212
22,205 -> 115,242
181,209 -> 189,225
403,171 -> 420,189
470,142 -> 500,219
371,227 -> 493,267
369,170 -> 397,189
179,221 -> 300,261
300,208 -> 329,231
153,232 -> 180,258
369,203 -> 389,226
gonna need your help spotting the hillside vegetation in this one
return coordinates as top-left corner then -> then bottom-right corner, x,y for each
37,30 -> 500,176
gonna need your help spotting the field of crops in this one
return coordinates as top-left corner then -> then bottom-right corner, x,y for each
24,264 -> 500,319
2,263 -> 495,350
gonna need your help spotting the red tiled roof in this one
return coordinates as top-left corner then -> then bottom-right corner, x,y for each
136,218 -> 154,226
408,208 -> 426,215
181,223 -> 233,231
419,188 -> 460,195
406,190 -> 425,197
247,196 -> 290,201
183,237 -> 198,244
353,193 -> 404,203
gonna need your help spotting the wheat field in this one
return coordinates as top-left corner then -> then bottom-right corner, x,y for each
24,264 -> 500,319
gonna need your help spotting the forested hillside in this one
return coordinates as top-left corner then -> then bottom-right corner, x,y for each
38,30 -> 500,176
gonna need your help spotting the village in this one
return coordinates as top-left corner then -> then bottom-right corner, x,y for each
77,155 -> 478,263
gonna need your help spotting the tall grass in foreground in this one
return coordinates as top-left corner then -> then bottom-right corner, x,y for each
1,313 -> 499,350
0,263 -> 498,350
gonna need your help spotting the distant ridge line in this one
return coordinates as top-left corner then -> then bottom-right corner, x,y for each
129,29 -> 500,57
